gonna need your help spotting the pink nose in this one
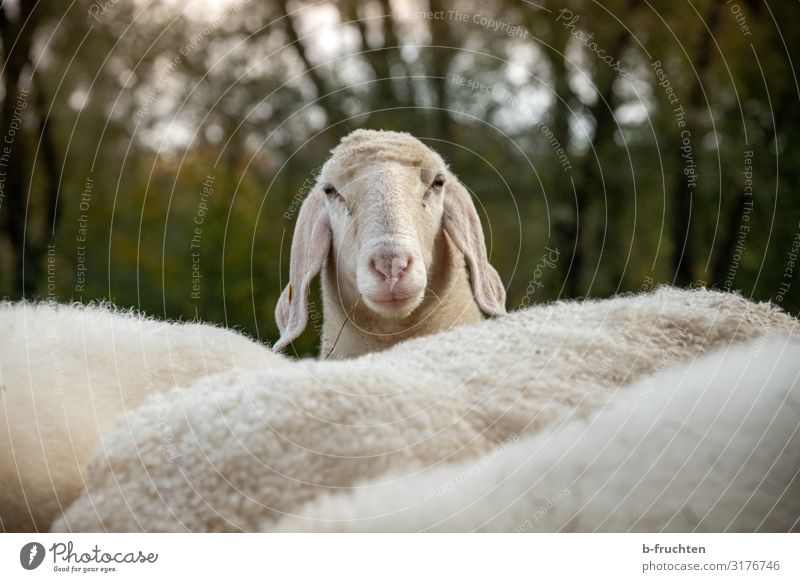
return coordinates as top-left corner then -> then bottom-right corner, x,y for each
371,253 -> 411,291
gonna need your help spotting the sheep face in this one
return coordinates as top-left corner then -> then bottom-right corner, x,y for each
325,160 -> 445,318
273,129 -> 506,353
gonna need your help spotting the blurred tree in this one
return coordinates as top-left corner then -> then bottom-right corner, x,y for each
1,0 -> 798,356
0,0 -> 55,296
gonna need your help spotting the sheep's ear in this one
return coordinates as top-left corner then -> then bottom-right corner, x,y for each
443,179 -> 506,316
273,189 -> 331,351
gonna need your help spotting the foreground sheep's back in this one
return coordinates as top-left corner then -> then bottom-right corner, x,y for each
53,287 -> 797,532
272,335 -> 800,532
0,301 -> 282,532
363,285 -> 797,441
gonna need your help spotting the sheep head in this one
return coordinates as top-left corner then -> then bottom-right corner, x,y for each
273,129 -> 506,352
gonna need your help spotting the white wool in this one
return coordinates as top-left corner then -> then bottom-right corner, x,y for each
275,335 -> 800,532
0,301 -> 284,532
52,287 -> 796,532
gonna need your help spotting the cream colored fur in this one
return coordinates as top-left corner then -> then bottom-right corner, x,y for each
274,129 -> 505,358
320,230 -> 480,357
52,288 -> 795,532
0,301 -> 283,532
275,335 -> 800,532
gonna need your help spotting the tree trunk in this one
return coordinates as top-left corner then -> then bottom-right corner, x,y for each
27,72 -> 63,294
427,0 -> 454,140
560,0 -> 638,297
276,0 -> 347,127
0,1 -> 40,297
671,0 -> 723,285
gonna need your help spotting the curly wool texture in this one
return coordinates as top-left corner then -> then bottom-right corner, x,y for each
0,301 -> 283,532
328,129 -> 444,178
53,288 -> 796,532
274,335 -> 800,532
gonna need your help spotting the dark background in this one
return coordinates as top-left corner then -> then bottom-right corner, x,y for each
0,0 -> 798,355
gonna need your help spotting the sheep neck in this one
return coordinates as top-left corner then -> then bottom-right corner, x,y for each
320,231 -> 481,359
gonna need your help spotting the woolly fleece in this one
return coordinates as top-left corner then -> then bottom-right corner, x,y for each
275,335 -> 800,532
53,288 -> 795,532
0,301 -> 282,531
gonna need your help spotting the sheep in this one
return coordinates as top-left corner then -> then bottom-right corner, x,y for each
51,287 -> 796,532
274,129 -> 506,358
0,301 -> 284,532
274,335 -> 800,532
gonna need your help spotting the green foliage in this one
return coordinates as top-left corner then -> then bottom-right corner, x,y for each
2,0 -> 799,357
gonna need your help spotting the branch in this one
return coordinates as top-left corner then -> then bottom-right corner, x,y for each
276,0 -> 346,125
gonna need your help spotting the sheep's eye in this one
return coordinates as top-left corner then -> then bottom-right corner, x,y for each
431,174 -> 446,189
323,184 -> 351,216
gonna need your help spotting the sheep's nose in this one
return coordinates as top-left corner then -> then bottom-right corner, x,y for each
371,253 -> 411,290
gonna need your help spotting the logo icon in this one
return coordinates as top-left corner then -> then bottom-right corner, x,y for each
20,542 -> 46,570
